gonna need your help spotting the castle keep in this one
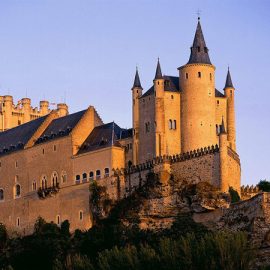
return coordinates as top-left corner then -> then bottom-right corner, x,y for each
0,19 -> 241,234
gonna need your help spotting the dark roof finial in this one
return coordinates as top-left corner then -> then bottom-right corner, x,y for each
154,58 -> 163,80
224,67 -> 234,89
187,18 -> 211,65
220,116 -> 227,134
132,66 -> 142,89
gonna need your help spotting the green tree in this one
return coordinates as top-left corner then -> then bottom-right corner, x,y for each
229,187 -> 240,203
258,180 -> 270,192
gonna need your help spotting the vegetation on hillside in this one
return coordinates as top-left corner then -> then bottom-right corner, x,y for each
0,215 -> 256,270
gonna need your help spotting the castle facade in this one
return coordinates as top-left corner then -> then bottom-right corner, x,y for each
0,19 -> 241,234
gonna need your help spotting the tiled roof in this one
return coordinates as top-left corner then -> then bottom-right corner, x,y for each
78,122 -> 130,154
215,89 -> 225,97
132,68 -> 142,89
0,116 -> 47,156
35,110 -> 86,144
140,75 -> 180,98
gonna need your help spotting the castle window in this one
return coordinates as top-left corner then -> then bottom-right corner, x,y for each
145,122 -> 150,133
197,46 -> 201,52
133,99 -> 135,105
169,119 -> 173,130
0,189 -> 4,201
17,217 -> 20,227
210,73 -> 212,80
79,210 -> 83,221
185,73 -> 188,79
56,215 -> 61,226
53,145 -> 57,151
198,72 -> 201,78
173,120 -> 177,130
96,170 -> 101,180
171,95 -> 174,99
61,171 -> 67,183
82,173 -> 87,182
32,181 -> 37,191
217,100 -> 220,105
51,172 -> 58,187
18,120 -> 21,125
14,184 -> 21,198
75,175 -> 80,184
104,168 -> 109,178
89,171 -> 94,180
42,149 -> 45,154
15,161 -> 18,168
216,124 -> 220,135
204,47 -> 208,53
41,175 -> 47,189
0,162 -> 1,167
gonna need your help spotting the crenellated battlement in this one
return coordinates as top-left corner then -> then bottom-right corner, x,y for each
113,144 -> 220,176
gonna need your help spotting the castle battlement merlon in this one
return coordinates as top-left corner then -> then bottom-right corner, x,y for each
0,95 -> 69,131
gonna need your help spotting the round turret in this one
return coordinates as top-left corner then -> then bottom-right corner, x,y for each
179,63 -> 216,152
179,18 -> 216,153
57,103 -> 68,117
21,98 -> 31,123
224,68 -> 236,151
40,100 -> 49,115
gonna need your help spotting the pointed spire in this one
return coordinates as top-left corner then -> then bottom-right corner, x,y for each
132,67 -> 142,89
220,117 -> 227,134
187,18 -> 211,65
224,67 -> 234,89
154,58 -> 163,80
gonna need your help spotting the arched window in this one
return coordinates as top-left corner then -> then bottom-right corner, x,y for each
172,120 -> 177,130
14,184 -> 21,198
75,175 -> 80,184
56,215 -> 61,225
61,171 -> 67,183
89,171 -> 94,181
17,217 -> 20,227
198,72 -> 201,78
51,172 -> 58,187
32,181 -> 37,191
79,210 -> 83,221
82,173 -> 87,182
41,175 -> 47,189
169,119 -> 172,130
0,189 -> 4,201
96,170 -> 101,180
104,168 -> 109,178
185,73 -> 188,79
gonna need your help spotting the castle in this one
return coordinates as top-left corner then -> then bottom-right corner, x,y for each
0,18 -> 241,234
0,96 -> 68,131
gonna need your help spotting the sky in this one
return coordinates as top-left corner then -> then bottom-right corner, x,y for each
0,0 -> 269,185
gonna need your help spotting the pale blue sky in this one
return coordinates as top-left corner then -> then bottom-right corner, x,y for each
0,0 -> 269,185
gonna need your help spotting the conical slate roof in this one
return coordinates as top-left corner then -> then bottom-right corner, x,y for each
187,19 -> 211,65
132,67 -> 142,89
154,58 -> 163,80
220,117 -> 227,134
224,68 -> 234,88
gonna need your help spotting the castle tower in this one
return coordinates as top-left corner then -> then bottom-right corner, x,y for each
179,18 -> 216,152
224,68 -> 236,151
21,98 -> 31,123
154,59 -> 166,157
40,100 -> 49,115
3,95 -> 13,130
57,103 -> 69,117
131,67 -> 142,165
219,118 -> 228,192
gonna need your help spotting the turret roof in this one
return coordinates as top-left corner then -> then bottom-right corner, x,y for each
220,117 -> 227,134
154,58 -> 163,80
132,67 -> 142,89
187,18 -> 211,65
224,68 -> 234,88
